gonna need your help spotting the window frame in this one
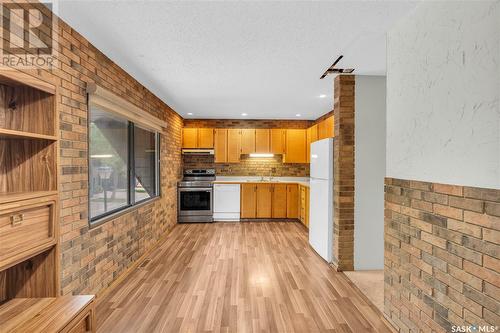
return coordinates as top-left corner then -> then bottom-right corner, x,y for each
88,105 -> 161,227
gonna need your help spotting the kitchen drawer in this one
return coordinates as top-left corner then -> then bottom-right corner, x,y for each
0,198 -> 57,270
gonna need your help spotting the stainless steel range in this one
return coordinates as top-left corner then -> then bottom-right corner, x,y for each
178,169 -> 215,223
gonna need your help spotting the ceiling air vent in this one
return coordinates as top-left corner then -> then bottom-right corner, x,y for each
320,55 -> 355,79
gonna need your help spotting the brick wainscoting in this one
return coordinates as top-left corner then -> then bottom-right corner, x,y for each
5,7 -> 183,295
384,178 -> 499,332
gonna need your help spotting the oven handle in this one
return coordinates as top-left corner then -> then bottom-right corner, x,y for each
178,188 -> 213,192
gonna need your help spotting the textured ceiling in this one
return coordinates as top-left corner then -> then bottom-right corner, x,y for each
58,1 -> 418,119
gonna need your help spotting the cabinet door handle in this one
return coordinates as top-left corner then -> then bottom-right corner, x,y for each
10,214 -> 24,226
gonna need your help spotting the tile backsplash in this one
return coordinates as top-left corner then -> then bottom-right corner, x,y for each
183,154 -> 309,177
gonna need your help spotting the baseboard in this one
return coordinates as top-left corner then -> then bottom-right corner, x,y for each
329,261 -> 342,272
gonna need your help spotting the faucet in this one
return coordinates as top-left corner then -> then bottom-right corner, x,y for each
268,169 -> 274,181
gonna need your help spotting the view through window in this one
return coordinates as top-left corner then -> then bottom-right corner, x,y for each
89,107 -> 159,222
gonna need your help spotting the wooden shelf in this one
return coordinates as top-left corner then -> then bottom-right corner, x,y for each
0,69 -> 56,95
0,295 -> 94,333
0,191 -> 58,205
0,128 -> 57,141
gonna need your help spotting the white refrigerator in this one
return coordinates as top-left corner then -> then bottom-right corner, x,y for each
309,138 -> 334,263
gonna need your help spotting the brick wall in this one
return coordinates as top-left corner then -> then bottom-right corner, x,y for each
183,119 -> 312,129
332,75 -> 355,271
183,154 -> 309,177
2,5 -> 183,295
384,178 -> 500,332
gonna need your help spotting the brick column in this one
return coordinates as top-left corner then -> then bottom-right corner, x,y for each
332,75 -> 355,271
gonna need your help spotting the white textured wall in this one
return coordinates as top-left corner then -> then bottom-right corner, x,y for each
354,76 -> 386,270
386,1 -> 500,189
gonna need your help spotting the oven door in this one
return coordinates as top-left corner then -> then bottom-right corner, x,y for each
178,187 -> 213,216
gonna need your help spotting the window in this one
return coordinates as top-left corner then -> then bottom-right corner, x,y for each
134,126 -> 158,202
89,107 -> 159,223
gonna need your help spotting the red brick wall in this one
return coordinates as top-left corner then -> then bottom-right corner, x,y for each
332,75 -> 355,271
3,9 -> 183,295
384,178 -> 500,332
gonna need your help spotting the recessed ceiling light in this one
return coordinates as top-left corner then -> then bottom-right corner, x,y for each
319,94 -> 327,98
187,112 -> 193,116
296,114 -> 301,117
241,113 -> 248,116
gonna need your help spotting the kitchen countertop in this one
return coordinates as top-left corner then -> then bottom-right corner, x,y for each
214,176 -> 310,187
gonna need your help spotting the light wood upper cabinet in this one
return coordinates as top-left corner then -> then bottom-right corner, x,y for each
227,129 -> 241,163
182,128 -> 198,148
198,128 -> 214,148
214,129 -> 227,163
270,129 -> 285,154
272,184 -> 287,218
324,116 -> 334,138
255,129 -> 270,153
240,129 -> 256,154
306,125 -> 318,163
284,129 -> 307,163
182,128 -> 214,148
309,124 -> 318,142
317,116 -> 334,140
256,184 -> 272,218
240,184 -> 257,218
286,184 -> 299,218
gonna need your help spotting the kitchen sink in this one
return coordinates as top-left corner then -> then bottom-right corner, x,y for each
245,179 -> 277,182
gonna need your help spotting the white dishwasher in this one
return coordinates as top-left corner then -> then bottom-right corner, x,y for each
213,184 -> 240,221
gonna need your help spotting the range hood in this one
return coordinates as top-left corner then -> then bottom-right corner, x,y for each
182,149 -> 214,155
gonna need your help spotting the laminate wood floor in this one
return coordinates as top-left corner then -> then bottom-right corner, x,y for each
97,222 -> 391,333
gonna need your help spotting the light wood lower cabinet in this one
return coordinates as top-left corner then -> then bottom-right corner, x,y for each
240,184 -> 257,218
271,184 -> 287,218
240,183 -> 300,220
256,184 -> 272,218
299,185 -> 310,228
286,184 -> 299,218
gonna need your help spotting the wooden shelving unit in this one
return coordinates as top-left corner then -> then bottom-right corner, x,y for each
0,69 -> 95,332
0,128 -> 58,141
